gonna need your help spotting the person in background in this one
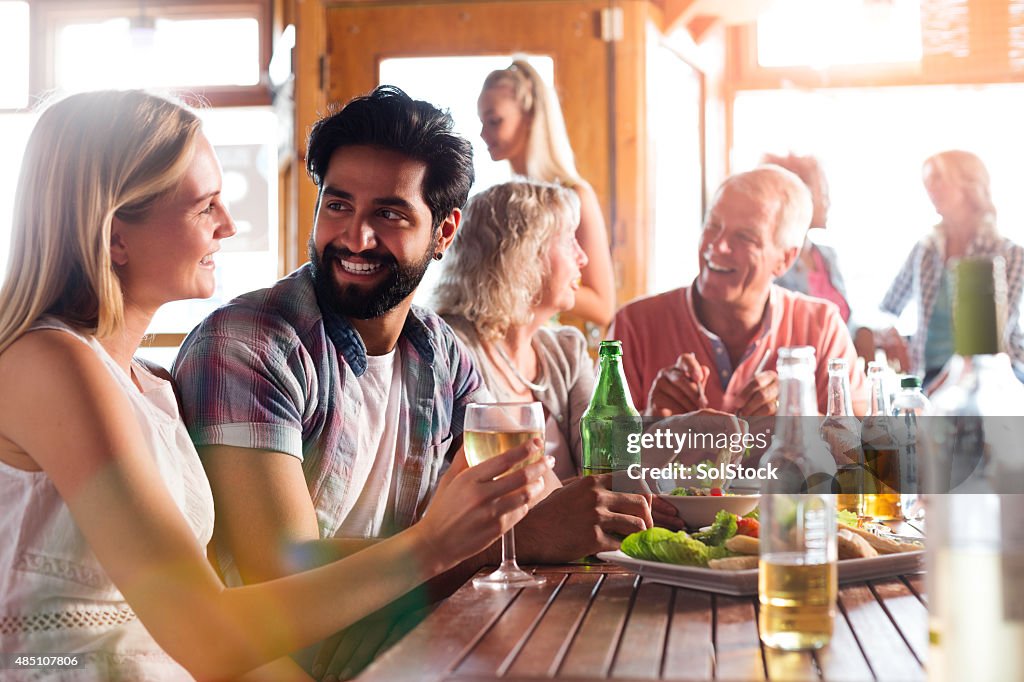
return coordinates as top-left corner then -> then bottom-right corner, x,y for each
0,89 -> 547,681
173,86 -> 653,680
763,153 -> 851,324
434,180 -> 591,478
478,59 -> 616,328
609,165 -> 867,418
855,150 -> 1024,384
434,178 -> 685,532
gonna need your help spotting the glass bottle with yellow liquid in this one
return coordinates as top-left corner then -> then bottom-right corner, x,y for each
861,361 -> 901,520
820,357 -> 863,516
759,347 -> 838,651
925,257 -> 1024,682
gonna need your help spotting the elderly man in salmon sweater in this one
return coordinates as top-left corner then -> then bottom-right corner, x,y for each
610,165 -> 868,418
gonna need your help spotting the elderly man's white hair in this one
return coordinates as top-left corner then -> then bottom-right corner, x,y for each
709,165 -> 813,251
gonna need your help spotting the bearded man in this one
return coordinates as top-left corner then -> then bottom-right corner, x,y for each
174,86 -> 654,679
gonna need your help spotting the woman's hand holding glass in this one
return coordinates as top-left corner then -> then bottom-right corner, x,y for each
417,433 -> 549,576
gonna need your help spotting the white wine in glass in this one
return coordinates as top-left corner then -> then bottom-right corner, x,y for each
464,401 -> 545,588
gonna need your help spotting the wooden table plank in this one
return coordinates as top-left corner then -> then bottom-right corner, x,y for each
454,574 -> 565,677
869,579 -> 928,665
764,649 -> 819,681
558,573 -> 638,678
360,565 -> 929,682
902,574 -> 927,605
814,600 -> 874,682
838,584 -> 923,681
663,589 -> 715,681
358,577 -> 522,682
611,579 -> 673,679
505,573 -> 603,678
530,562 -> 632,575
714,595 -> 766,680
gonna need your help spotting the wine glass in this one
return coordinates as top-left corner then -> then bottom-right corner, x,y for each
464,401 -> 546,588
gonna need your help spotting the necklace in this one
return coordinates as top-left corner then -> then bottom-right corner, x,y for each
493,341 -> 549,393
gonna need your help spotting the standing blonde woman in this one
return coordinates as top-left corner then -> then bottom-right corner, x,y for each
0,90 -> 547,681
860,150 -> 1024,383
477,60 -> 615,328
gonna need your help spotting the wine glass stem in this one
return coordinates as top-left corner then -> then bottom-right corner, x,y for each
500,527 -> 519,570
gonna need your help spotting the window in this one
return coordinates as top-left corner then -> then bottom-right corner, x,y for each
0,1 -> 29,109
757,0 -> 923,68
732,84 -> 1024,331
647,41 -> 704,294
0,1 -> 277,369
55,17 -> 261,91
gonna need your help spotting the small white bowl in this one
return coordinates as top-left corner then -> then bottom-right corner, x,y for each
656,493 -> 760,529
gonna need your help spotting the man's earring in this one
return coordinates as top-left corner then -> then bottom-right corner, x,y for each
433,252 -> 443,261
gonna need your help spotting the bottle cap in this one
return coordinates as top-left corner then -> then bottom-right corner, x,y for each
900,376 -> 922,389
598,340 -> 623,357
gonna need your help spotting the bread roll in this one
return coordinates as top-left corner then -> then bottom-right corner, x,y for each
839,525 -> 905,554
838,528 -> 878,559
709,555 -> 759,570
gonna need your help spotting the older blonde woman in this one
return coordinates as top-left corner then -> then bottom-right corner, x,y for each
860,150 -> 1024,384
0,90 -> 547,681
435,180 -> 591,478
477,60 -> 615,328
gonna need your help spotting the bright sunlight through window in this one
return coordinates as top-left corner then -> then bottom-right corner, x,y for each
758,0 -> 923,68
56,17 -> 260,91
0,1 -> 29,109
732,83 -> 1024,332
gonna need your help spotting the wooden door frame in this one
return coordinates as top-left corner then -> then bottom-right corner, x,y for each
292,0 -> 652,305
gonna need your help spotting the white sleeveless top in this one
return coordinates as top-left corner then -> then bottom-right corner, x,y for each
0,319 -> 215,681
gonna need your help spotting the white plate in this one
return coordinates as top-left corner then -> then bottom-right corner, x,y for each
596,549 -> 925,596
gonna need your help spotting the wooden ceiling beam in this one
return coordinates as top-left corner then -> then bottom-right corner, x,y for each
661,0 -> 700,35
686,14 -> 720,43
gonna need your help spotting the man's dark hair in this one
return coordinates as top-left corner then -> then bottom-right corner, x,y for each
306,85 -> 474,229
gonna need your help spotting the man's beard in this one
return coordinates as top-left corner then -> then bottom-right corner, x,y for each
309,236 -> 436,320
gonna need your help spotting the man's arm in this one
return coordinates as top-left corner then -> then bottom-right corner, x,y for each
200,444 -> 378,583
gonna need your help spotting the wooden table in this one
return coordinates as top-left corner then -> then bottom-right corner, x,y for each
356,562 -> 928,681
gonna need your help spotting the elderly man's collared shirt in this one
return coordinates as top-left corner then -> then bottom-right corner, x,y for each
609,283 -> 867,415
172,264 -> 487,540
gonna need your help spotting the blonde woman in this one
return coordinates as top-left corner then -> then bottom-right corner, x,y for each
860,150 -> 1024,383
477,60 -> 615,328
0,90 -> 547,681
435,180 -> 590,478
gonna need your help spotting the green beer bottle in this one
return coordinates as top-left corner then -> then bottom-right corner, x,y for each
580,340 -> 642,476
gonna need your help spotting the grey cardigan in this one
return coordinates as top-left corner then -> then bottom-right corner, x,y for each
443,315 -> 595,478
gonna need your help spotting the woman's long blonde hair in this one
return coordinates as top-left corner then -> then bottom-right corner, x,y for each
924,149 -> 997,231
0,90 -> 201,354
434,180 -> 580,341
480,60 -> 582,187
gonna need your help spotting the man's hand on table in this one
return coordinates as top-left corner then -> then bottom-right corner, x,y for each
514,475 -> 655,562
645,353 -> 710,417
